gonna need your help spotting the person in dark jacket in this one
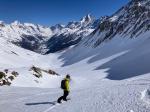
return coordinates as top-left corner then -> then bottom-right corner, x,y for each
57,74 -> 71,103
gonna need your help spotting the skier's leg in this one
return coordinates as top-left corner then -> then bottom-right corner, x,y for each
57,90 -> 66,103
57,96 -> 63,103
63,91 -> 69,101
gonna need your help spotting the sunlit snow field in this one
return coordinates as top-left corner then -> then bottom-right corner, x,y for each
0,33 -> 150,112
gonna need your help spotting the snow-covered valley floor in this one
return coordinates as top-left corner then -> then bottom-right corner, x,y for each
1,74 -> 150,112
1,36 -> 150,112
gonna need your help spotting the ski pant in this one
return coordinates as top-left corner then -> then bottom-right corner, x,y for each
57,90 -> 69,102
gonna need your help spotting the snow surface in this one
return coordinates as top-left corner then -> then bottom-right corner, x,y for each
0,31 -> 150,111
109,16 -> 118,22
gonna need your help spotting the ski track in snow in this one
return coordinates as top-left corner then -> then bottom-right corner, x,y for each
43,106 -> 55,112
42,103 -> 58,112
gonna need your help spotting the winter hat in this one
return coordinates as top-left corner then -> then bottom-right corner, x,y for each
66,74 -> 70,79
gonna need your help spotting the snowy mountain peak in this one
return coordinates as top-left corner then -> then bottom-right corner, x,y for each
131,0 -> 150,6
24,23 -> 37,27
51,24 -> 65,30
80,14 -> 94,24
0,20 -> 5,24
132,0 -> 150,2
0,21 -> 5,27
11,20 -> 22,26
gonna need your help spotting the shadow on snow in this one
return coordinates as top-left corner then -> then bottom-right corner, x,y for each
95,49 -> 150,80
25,101 -> 56,106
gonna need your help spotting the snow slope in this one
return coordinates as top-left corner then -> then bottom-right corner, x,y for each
0,37 -> 63,88
0,69 -> 150,112
1,32 -> 150,111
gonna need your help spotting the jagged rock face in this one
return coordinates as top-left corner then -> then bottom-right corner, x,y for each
82,0 -> 150,47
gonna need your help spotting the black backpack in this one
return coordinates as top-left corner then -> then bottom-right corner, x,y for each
61,79 -> 66,89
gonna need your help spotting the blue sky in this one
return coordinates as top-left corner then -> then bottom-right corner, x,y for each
0,0 -> 129,26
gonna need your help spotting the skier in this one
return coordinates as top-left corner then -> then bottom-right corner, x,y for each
57,74 -> 71,103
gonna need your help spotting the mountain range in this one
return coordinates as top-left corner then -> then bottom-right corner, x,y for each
0,14 -> 100,54
0,0 -> 149,55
